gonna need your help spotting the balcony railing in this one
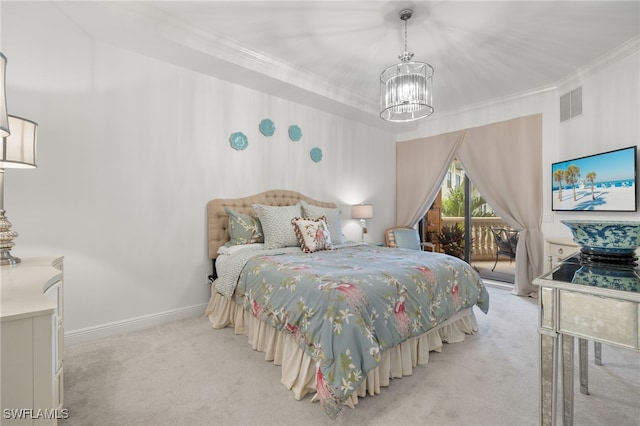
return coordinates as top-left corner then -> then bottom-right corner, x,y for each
440,217 -> 515,261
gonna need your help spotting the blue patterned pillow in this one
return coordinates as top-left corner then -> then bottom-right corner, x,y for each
252,203 -> 303,249
225,207 -> 264,246
300,200 -> 343,244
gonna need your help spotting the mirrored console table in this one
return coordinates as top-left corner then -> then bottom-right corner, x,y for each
533,254 -> 639,426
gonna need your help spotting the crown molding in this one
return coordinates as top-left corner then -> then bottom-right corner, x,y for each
556,35 -> 639,92
54,2 -> 402,130
409,35 -> 640,127
55,2 -> 637,135
116,2 -> 379,114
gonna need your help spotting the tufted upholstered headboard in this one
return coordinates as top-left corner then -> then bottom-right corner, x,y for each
207,189 -> 337,260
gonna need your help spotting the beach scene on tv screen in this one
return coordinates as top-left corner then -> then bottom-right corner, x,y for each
552,148 -> 636,211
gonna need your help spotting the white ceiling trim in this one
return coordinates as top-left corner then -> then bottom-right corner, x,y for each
55,1 -> 406,131
51,2 -> 639,135
556,35 -> 640,93
405,35 -> 640,133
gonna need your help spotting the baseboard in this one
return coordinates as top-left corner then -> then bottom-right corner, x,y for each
482,279 -> 514,291
64,303 -> 208,346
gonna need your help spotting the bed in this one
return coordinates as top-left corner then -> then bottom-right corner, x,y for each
205,189 -> 489,418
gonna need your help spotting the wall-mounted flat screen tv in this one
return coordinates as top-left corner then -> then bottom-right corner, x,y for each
551,145 -> 637,212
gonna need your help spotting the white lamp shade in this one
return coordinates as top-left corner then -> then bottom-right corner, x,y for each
0,115 -> 38,169
352,204 -> 373,219
0,53 -> 9,138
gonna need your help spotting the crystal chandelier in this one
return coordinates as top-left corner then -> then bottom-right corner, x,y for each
380,9 -> 434,122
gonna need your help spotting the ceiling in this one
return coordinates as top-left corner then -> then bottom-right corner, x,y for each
47,1 -> 640,131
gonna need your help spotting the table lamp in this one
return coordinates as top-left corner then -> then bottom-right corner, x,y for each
352,204 -> 373,242
0,115 -> 38,265
0,53 -> 9,138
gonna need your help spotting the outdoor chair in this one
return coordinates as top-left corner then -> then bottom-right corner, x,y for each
489,226 -> 519,271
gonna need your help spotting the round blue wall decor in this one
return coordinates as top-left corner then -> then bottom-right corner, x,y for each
310,147 -> 323,163
288,124 -> 302,141
259,119 -> 275,137
229,132 -> 248,151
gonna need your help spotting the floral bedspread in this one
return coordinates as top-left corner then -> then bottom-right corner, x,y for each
230,244 -> 489,418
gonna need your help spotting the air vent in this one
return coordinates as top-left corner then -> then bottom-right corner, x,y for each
560,86 -> 582,122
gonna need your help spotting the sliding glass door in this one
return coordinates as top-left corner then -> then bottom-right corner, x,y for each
430,159 -> 516,284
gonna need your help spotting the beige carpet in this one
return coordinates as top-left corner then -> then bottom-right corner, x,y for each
62,285 -> 640,426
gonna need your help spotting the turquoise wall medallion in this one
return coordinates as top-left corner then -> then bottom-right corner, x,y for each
310,147 -> 322,163
259,119 -> 275,137
288,124 -> 302,141
229,132 -> 248,151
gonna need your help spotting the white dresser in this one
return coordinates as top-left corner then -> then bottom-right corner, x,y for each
545,236 -> 579,271
1,257 -> 65,425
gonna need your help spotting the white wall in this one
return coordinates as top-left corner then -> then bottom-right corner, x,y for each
1,3 -> 396,341
398,38 -> 640,244
551,40 -> 640,235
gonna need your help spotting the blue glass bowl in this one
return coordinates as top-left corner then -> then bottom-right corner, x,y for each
561,220 -> 640,256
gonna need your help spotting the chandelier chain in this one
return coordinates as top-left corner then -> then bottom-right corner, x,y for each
398,9 -> 413,62
404,18 -> 408,53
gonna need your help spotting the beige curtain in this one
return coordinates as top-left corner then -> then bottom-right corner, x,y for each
456,114 -> 544,296
396,130 -> 466,226
396,114 -> 544,296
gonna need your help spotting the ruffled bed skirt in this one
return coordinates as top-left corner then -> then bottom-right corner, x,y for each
205,290 -> 478,407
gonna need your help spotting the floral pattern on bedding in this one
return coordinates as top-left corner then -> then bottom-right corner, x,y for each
232,244 -> 489,419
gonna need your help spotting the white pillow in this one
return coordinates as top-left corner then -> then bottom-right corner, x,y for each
252,203 -> 303,249
300,200 -> 343,244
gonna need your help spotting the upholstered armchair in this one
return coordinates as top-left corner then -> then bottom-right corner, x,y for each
384,227 -> 435,252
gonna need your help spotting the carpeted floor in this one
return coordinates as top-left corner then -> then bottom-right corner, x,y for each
62,285 -> 640,426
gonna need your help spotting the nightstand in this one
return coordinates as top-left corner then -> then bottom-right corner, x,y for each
545,236 -> 579,271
